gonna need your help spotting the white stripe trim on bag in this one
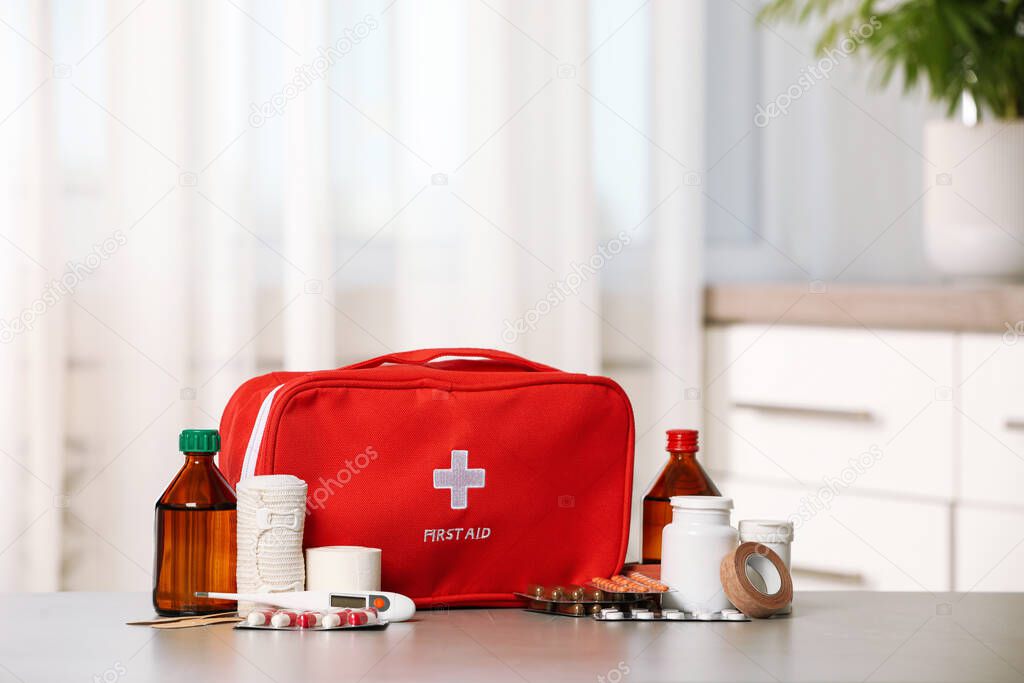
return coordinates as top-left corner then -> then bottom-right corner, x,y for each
240,384 -> 284,481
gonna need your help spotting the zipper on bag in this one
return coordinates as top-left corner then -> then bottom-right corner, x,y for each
240,384 -> 284,481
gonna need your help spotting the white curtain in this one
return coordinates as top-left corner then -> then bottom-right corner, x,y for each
0,0 -> 64,591
0,0 -> 704,591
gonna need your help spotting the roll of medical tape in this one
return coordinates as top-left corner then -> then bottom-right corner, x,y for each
719,541 -> 793,618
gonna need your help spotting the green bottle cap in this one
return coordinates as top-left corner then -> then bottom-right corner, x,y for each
179,429 -> 221,453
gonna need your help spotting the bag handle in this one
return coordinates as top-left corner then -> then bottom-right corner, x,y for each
343,348 -> 559,372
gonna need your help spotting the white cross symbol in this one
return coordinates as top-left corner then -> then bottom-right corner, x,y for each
433,449 -> 485,510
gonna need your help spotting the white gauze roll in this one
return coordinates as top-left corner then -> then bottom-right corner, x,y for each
236,475 -> 308,613
305,546 -> 382,592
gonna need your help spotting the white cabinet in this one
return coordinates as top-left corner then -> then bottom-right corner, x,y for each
718,475 -> 950,592
955,505 -> 1024,591
959,334 -> 1024,507
705,324 -> 1024,592
705,325 -> 954,498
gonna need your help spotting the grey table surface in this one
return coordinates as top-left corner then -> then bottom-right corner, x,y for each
1,592 -> 1023,683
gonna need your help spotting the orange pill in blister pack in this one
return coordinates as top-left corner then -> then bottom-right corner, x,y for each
592,575 -> 653,594
618,577 -> 651,593
590,577 -> 623,593
603,576 -> 641,593
618,578 -> 652,593
626,571 -> 669,592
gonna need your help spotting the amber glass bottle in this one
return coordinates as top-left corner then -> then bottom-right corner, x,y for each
152,429 -> 237,616
641,429 -> 721,564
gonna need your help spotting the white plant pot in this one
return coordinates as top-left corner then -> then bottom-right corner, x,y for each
922,120 -> 1024,280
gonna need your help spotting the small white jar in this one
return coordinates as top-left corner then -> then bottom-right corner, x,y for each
660,496 -> 737,613
738,519 -> 793,614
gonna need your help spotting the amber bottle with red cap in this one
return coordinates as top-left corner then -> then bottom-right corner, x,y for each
641,429 -> 721,564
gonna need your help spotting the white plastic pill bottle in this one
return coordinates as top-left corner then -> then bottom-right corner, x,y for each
660,496 -> 737,613
738,519 -> 794,614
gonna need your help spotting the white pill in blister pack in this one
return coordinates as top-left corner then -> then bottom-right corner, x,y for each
270,611 -> 298,628
246,610 -> 275,626
236,607 -> 384,630
592,607 -> 750,622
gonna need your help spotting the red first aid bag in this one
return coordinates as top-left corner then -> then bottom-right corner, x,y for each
219,348 -> 635,607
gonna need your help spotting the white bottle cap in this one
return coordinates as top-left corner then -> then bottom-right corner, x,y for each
738,519 -> 794,543
668,495 -> 733,511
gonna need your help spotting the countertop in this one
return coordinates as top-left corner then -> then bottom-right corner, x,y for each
705,283 -> 1024,332
3,592 -> 1024,682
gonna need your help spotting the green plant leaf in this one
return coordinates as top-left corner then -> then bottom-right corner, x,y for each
757,0 -> 1024,120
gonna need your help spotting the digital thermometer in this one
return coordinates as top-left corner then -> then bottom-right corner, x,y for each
196,590 -> 416,622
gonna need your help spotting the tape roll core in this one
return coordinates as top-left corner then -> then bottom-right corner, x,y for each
720,541 -> 793,618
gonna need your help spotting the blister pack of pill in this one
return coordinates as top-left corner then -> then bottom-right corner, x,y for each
516,584 -> 608,603
518,582 -> 663,618
594,606 -> 749,622
588,571 -> 670,595
234,607 -> 388,631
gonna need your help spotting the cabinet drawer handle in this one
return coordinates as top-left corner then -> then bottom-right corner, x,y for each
733,401 -> 874,422
1006,418 -> 1024,431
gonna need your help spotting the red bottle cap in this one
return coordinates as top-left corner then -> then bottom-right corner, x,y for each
666,429 -> 698,453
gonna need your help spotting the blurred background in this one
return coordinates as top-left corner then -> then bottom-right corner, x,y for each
1,0 -> 1021,594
